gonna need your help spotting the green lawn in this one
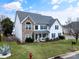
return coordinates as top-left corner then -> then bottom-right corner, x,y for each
0,40 -> 79,59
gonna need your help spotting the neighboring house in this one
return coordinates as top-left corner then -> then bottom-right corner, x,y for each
63,21 -> 79,35
15,11 -> 63,43
62,25 -> 70,35
63,21 -> 79,39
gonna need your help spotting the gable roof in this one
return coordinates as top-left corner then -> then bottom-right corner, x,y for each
16,11 -> 56,26
63,21 -> 79,31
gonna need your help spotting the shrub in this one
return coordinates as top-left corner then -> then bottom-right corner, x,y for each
25,37 -> 34,43
54,37 -> 60,41
45,37 -> 50,42
15,37 -> 25,44
0,45 -> 11,56
72,41 -> 76,45
16,39 -> 21,44
58,35 -> 65,40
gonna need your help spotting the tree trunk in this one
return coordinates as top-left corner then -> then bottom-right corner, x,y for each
75,34 -> 78,44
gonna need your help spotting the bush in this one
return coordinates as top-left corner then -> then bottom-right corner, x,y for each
25,37 -> 34,43
16,38 -> 22,44
72,41 -> 76,45
54,37 -> 60,41
0,45 -> 11,56
45,37 -> 50,42
58,35 -> 65,40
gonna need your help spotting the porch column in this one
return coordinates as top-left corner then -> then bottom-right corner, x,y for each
34,33 -> 37,42
46,33 -> 48,38
37,34 -> 40,42
41,33 -> 42,41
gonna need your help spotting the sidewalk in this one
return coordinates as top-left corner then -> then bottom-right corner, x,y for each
48,51 -> 79,59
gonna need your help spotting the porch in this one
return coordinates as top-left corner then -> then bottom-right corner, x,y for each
34,31 -> 49,42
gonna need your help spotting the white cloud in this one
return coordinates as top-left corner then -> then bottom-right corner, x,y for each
29,5 -> 79,25
52,5 -> 59,10
66,0 -> 77,3
3,1 -> 23,11
51,0 -> 77,5
51,0 -> 62,5
77,2 -> 79,6
29,6 -> 32,9
16,0 -> 27,3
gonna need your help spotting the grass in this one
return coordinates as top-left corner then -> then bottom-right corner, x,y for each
0,39 -> 79,59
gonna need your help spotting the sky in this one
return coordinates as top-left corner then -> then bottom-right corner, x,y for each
0,0 -> 79,25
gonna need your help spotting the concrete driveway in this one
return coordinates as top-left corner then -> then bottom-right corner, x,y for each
65,35 -> 75,40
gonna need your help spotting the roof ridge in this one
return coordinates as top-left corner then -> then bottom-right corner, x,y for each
16,11 -> 52,18
16,11 -> 56,28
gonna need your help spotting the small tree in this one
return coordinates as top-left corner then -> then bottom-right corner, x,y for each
66,19 -> 79,44
65,18 -> 72,35
1,17 -> 14,36
72,29 -> 79,43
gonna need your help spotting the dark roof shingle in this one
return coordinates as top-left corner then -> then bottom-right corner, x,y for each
16,11 -> 56,26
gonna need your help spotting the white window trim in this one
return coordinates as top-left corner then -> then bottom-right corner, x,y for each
55,25 -> 59,30
52,33 -> 55,38
35,25 -> 38,30
40,25 -> 47,30
25,22 -> 32,30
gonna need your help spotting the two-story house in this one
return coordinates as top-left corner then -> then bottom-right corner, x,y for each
15,11 -> 63,43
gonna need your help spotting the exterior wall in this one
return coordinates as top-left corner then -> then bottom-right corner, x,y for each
63,27 -> 74,35
49,20 -> 63,39
33,25 -> 49,41
34,25 -> 49,31
34,25 -> 40,31
15,15 -> 22,42
62,27 -> 69,35
22,17 -> 34,42
15,14 -> 63,42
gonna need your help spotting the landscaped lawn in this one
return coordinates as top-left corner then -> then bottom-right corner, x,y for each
0,40 -> 79,59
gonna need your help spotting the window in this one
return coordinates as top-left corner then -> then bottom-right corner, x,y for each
55,25 -> 59,30
35,34 -> 41,39
40,25 -> 47,30
35,25 -> 38,30
26,22 -> 32,30
58,33 -> 61,36
52,33 -> 55,38
43,33 -> 46,38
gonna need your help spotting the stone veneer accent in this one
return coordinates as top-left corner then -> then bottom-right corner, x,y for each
22,17 -> 34,42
